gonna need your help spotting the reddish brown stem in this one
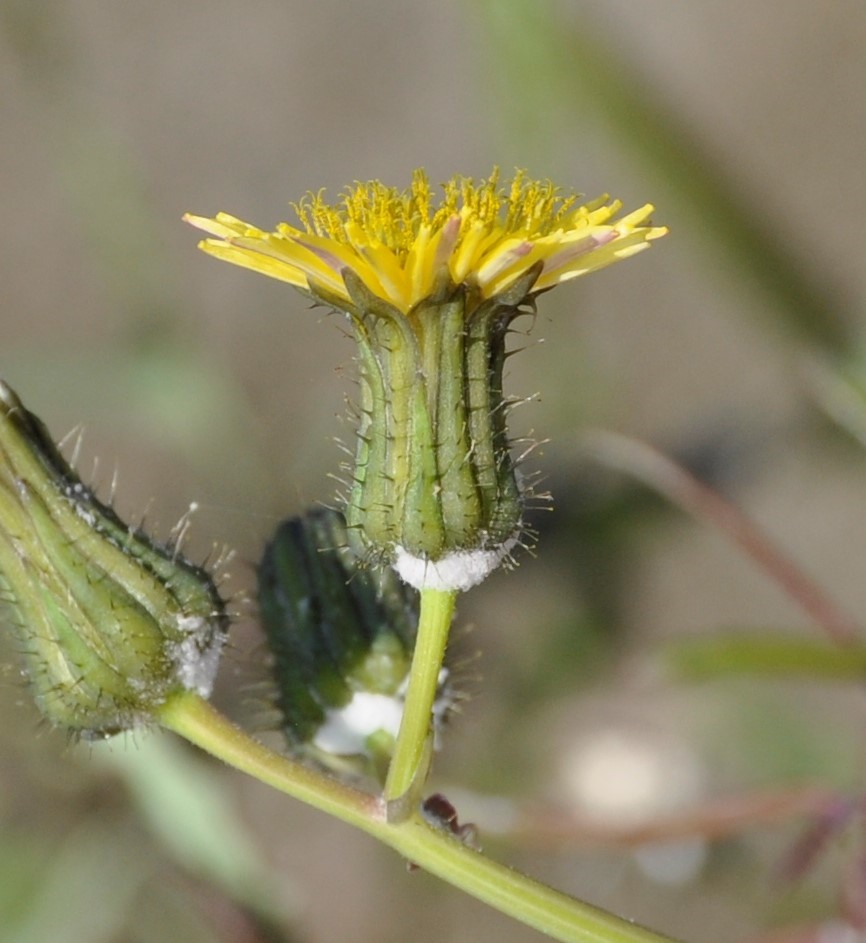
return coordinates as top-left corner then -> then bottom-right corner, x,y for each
581,430 -> 861,647
507,785 -> 840,850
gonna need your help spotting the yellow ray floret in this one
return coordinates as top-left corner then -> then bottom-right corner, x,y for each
185,168 -> 666,313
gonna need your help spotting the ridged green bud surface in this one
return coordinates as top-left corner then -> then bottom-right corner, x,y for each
343,270 -> 539,589
0,381 -> 228,738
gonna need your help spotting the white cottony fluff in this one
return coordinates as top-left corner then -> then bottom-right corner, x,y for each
393,542 -> 515,592
169,614 -> 225,698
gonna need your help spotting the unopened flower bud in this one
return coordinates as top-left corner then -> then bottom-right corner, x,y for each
257,507 -> 453,782
0,381 -> 228,738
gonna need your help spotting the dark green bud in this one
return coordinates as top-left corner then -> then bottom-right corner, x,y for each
0,381 -> 228,739
258,507 -> 453,782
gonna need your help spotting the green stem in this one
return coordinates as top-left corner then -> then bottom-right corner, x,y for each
158,690 -> 678,943
384,587 -> 457,808
159,690 -> 379,830
385,816 -> 676,943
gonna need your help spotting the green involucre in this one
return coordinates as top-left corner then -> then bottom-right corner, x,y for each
343,268 -> 536,564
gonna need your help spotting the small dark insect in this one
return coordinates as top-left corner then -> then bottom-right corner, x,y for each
422,793 -> 480,850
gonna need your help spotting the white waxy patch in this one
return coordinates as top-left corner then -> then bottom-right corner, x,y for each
313,692 -> 404,754
73,505 -> 96,527
169,614 -> 225,697
393,541 -> 515,592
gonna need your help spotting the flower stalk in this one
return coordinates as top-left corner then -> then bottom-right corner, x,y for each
384,587 -> 457,811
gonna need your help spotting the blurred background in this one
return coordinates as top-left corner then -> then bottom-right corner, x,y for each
2,2 -> 866,941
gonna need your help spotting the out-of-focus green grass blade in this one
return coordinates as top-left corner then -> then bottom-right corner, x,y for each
472,0 -> 853,356
805,355 -> 866,449
667,631 -> 866,681
4,821 -> 150,943
91,734 -> 297,930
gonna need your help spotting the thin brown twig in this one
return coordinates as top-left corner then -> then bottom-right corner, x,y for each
579,429 -> 862,647
506,785 -> 840,850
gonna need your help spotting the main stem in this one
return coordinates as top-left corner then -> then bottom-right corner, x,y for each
159,691 -> 678,943
159,690 -> 379,830
384,587 -> 457,808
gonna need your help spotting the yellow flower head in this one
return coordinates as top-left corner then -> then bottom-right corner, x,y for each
186,169 -> 666,590
185,168 -> 666,314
